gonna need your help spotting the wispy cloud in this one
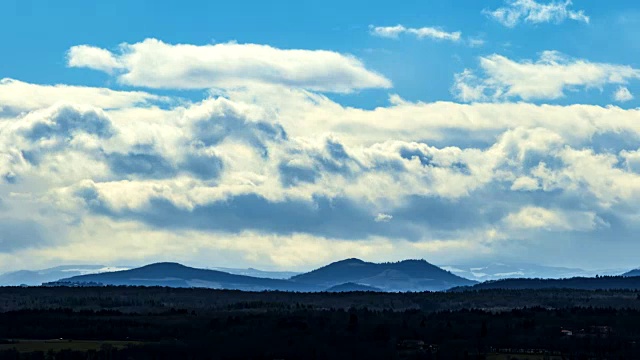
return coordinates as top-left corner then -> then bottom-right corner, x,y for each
486,0 -> 589,27
369,24 -> 461,42
452,51 -> 640,101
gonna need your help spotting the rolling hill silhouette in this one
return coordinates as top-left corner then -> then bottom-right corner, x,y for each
55,262 -> 321,292
0,265 -> 128,286
622,269 -> 640,277
47,259 -> 476,292
290,258 -> 476,292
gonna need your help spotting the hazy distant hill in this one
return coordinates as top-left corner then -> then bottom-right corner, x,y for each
54,263 -> 321,292
291,258 -> 476,292
440,263 -> 618,281
325,282 -> 382,292
450,276 -> 640,291
44,259 -> 475,292
0,265 -> 129,286
210,267 -> 300,279
622,269 -> 640,277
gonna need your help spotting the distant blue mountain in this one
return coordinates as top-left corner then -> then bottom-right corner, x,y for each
291,258 -> 476,292
52,262 -> 320,292
0,265 -> 129,286
210,267 -> 300,279
441,262 -> 624,281
622,269 -> 640,277
42,259 -> 476,292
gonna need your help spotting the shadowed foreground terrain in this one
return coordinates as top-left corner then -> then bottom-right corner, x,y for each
2,286 -> 640,359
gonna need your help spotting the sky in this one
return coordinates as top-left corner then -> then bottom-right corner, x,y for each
1,0 -> 640,273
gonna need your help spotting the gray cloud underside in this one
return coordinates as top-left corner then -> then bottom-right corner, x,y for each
1,70 -> 640,269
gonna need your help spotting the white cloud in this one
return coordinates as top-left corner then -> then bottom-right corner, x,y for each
511,176 -> 540,191
222,84 -> 640,148
67,45 -> 122,74
453,51 -> 640,101
0,78 -> 163,112
505,206 -> 606,232
486,0 -> 589,28
374,213 -> 393,223
370,24 -> 461,42
614,86 -> 634,102
67,39 -> 391,93
621,150 -> 640,174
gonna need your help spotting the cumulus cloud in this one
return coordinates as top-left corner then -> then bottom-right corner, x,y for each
485,0 -> 589,27
16,94 -> 637,245
369,24 -> 461,42
67,39 -> 391,93
67,45 -> 122,74
614,86 -> 634,102
453,51 -> 640,101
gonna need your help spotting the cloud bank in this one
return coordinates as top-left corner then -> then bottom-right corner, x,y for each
2,35 -> 640,273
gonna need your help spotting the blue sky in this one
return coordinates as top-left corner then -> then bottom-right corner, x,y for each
3,0 -> 639,107
1,0 -> 640,272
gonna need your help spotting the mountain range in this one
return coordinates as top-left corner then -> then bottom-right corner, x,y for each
44,259 -> 475,292
209,267 -> 300,279
290,258 -> 476,291
441,263 -> 625,281
3,259 -> 640,292
50,262 -> 321,292
0,265 -> 130,286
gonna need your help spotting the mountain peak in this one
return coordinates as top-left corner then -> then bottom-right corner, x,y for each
336,258 -> 365,264
291,257 -> 475,291
139,262 -> 190,270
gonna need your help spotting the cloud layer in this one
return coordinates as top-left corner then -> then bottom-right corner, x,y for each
2,68 -> 640,272
1,21 -> 640,273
